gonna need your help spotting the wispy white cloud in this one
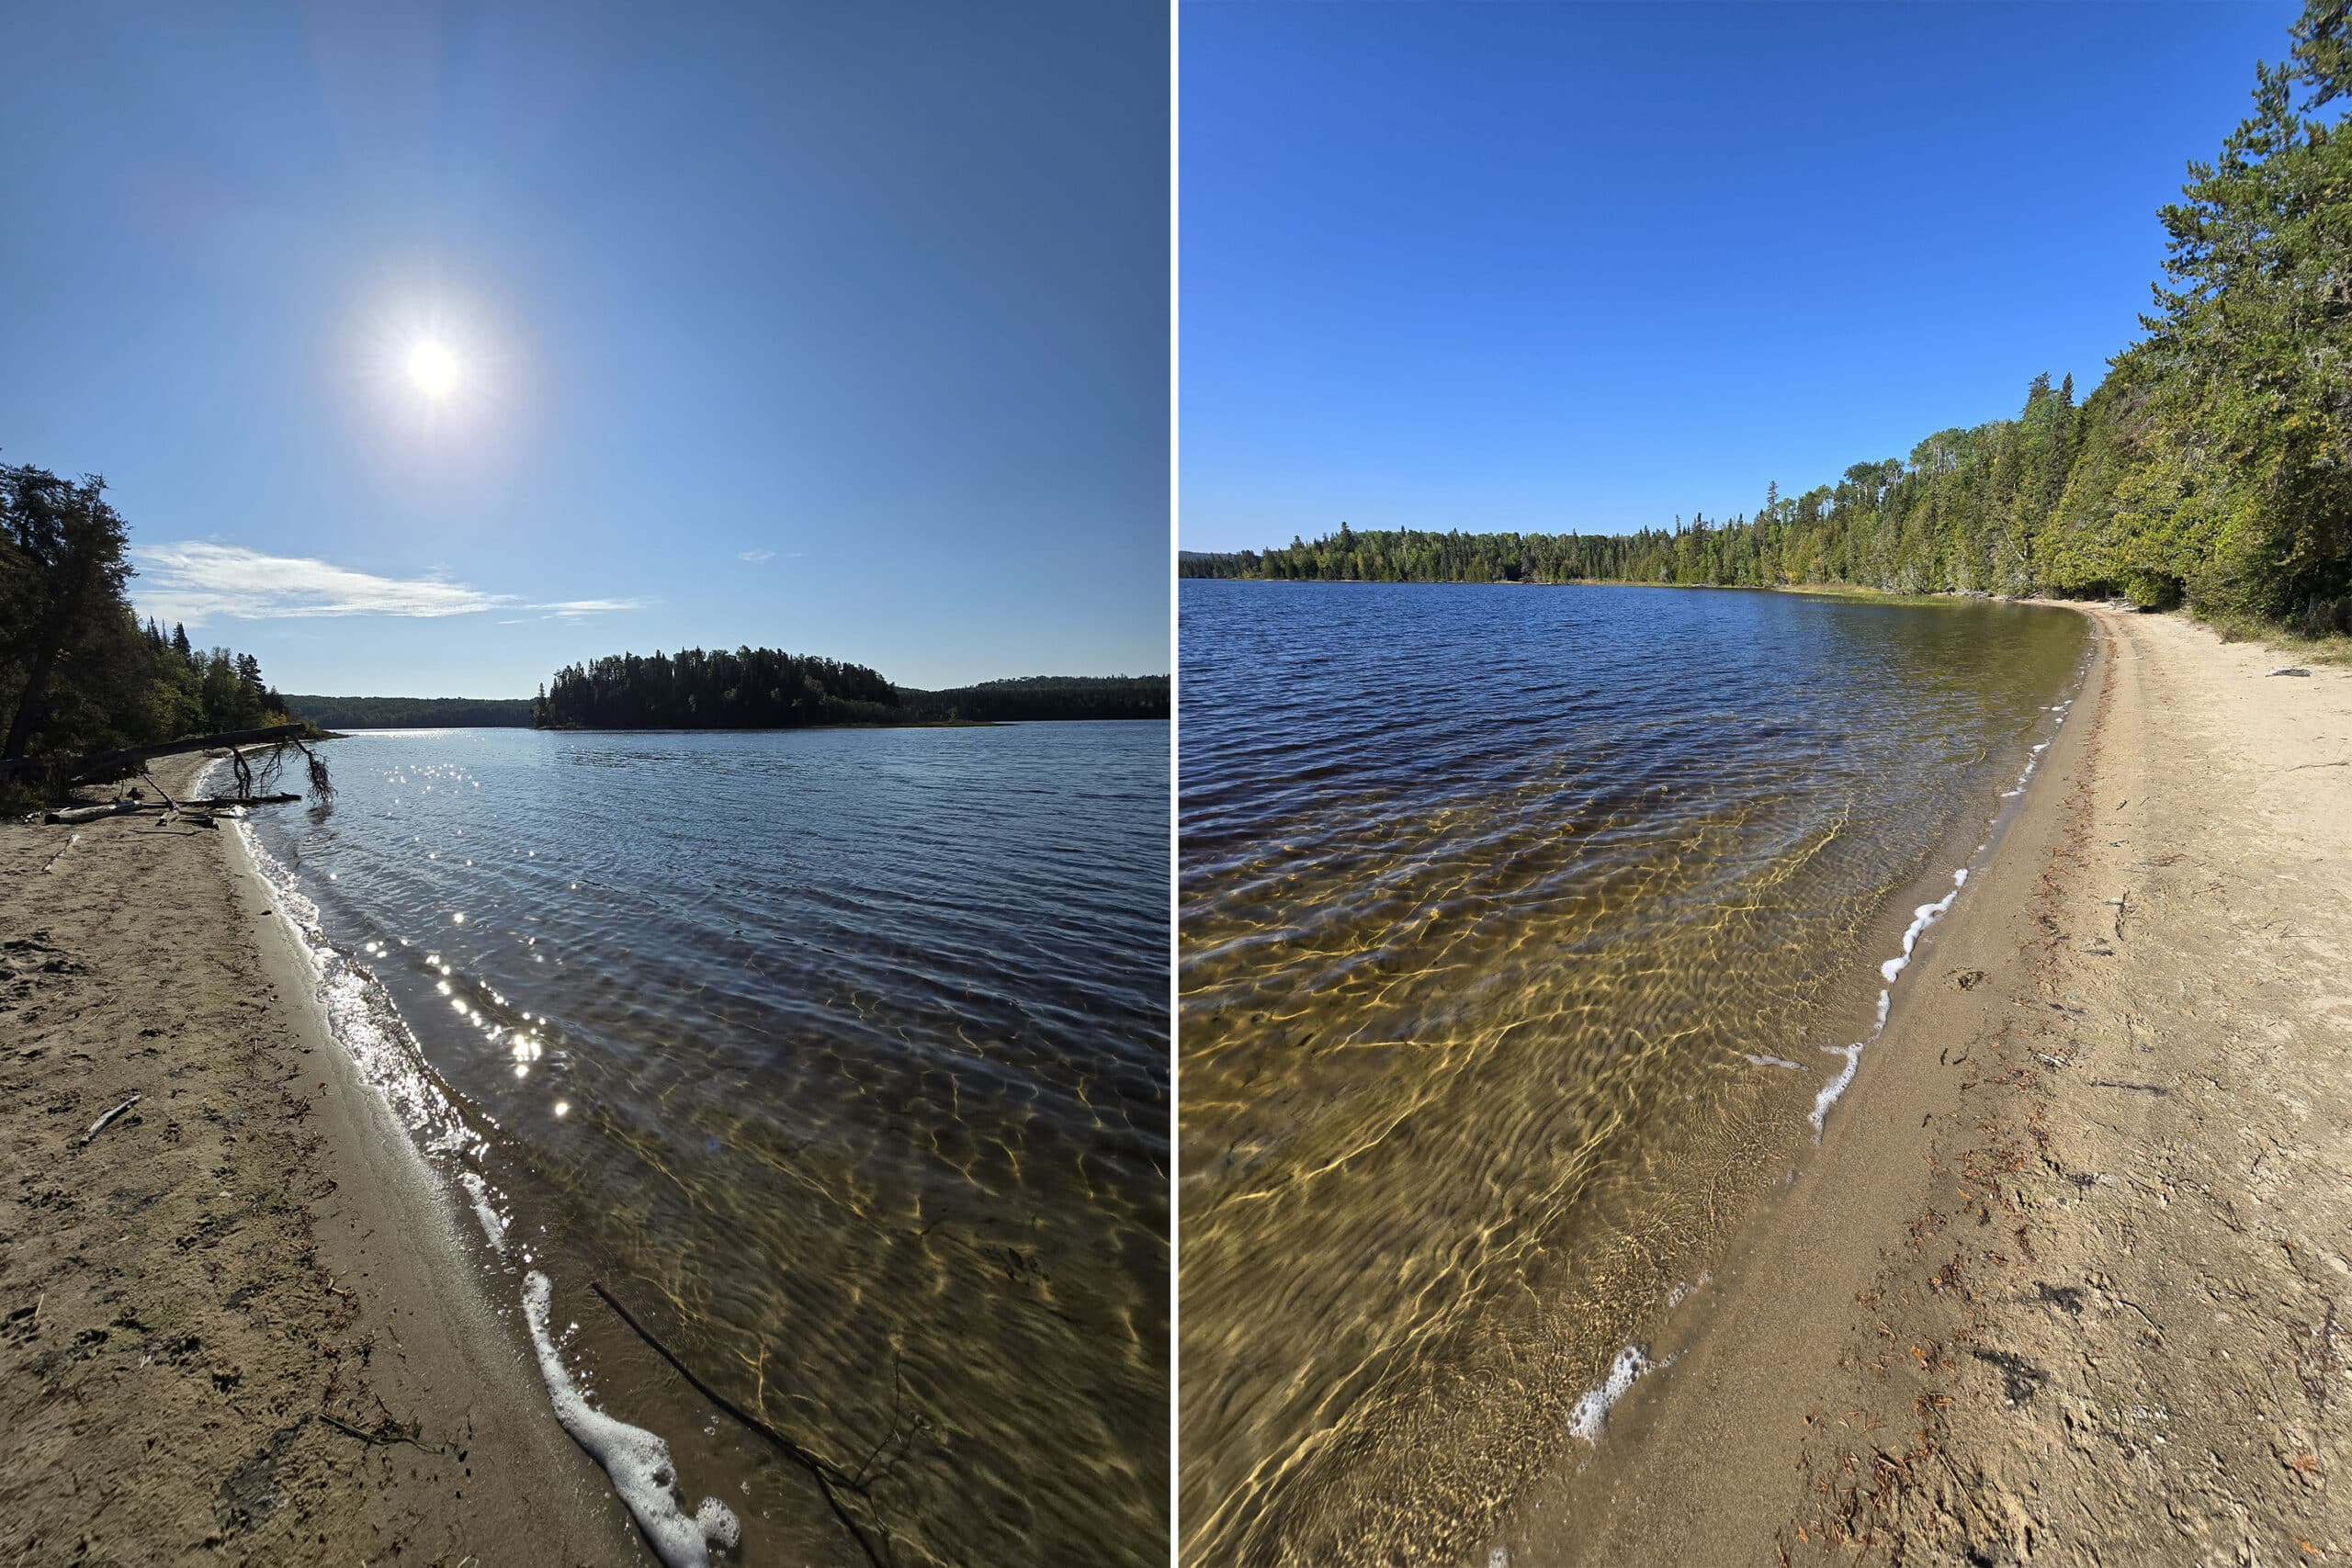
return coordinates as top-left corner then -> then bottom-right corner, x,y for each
132,542 -> 646,627
738,547 -> 776,563
531,598 -> 650,619
134,542 -> 512,623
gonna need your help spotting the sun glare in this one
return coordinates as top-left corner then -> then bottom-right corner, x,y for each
408,340 -> 459,398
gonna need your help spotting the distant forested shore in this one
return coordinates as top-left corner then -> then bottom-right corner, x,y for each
282,694 -> 536,728
531,648 -> 1166,728
1188,4 -> 2352,640
897,675 -> 1169,723
266,665 -> 1170,736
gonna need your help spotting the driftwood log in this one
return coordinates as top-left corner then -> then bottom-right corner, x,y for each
40,795 -> 301,825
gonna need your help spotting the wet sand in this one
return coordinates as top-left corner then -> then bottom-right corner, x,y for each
1,756 -> 645,1565
1501,606 -> 2352,1564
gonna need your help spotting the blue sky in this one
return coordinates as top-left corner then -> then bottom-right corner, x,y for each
2,2 -> 1168,696
1180,0 -> 2299,552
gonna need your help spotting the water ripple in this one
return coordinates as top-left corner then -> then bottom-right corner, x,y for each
1177,582 -> 2083,1567
250,721 -> 1170,1568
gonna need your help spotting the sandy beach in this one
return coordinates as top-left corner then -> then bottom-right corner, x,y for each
0,755 -> 645,1565
1496,605 -> 2352,1564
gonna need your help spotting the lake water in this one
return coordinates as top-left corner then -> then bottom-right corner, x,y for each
226,721 -> 1169,1568
1176,581 -> 2086,1566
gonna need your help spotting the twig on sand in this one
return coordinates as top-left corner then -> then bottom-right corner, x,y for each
849,1356 -> 917,1489
2282,760 -> 2348,773
81,1094 -> 141,1146
321,1410 -> 446,1453
40,833 -> 80,874
589,1279 -> 899,1568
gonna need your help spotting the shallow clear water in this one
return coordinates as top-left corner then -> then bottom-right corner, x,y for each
235,722 -> 1169,1568
1176,582 -> 2085,1566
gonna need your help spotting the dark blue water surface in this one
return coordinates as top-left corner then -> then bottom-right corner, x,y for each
243,721 -> 1168,1568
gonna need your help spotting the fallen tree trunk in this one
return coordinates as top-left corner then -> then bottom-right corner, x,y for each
4,725 -> 332,812
40,801 -> 158,824
0,724 -> 308,785
39,793 -> 301,824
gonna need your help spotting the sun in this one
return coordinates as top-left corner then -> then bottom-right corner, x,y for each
408,340 -> 459,398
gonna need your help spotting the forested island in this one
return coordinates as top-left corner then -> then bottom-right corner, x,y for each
531,648 -> 1166,728
1,464 -> 306,807
281,694 -> 536,729
1186,17 -> 2352,642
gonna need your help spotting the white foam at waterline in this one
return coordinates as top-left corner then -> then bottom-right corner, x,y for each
1817,672 -> 2077,1136
219,780 -> 729,1562
1818,865 -> 1969,1134
213,773 -> 475,1158
1568,1346 -> 1655,1442
1879,870 -> 1968,984
1809,1043 -> 1862,1134
1764,863 -> 1969,1097
459,1172 -> 507,1255
521,1272 -> 741,1567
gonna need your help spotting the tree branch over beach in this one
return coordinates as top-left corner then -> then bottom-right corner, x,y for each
1,461 -> 318,807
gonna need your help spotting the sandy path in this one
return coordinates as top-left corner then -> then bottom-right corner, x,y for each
1505,607 -> 2352,1566
1,759 -> 644,1565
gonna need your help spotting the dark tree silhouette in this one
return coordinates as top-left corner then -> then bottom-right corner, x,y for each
530,649 -> 1168,728
1,462 -> 297,798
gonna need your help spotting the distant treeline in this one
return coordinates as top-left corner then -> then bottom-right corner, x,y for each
1186,3 -> 2352,637
531,647 -> 1167,728
2,463 -> 295,800
898,675 -> 1169,723
281,694 -> 536,729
